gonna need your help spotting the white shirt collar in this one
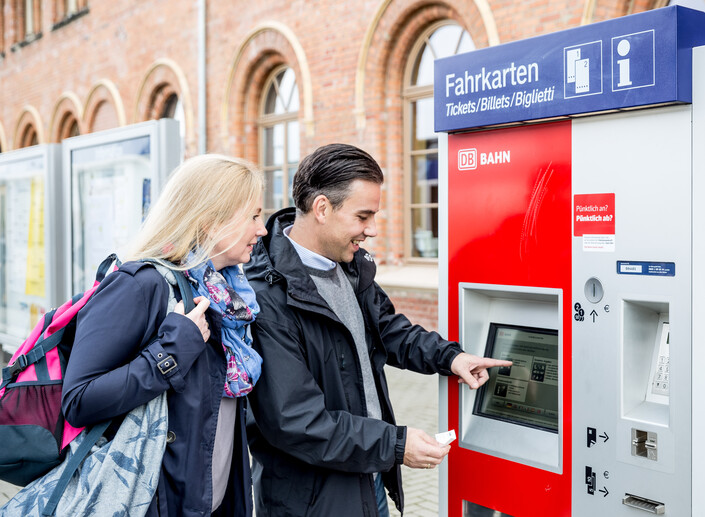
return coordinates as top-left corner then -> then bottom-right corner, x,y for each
283,224 -> 337,271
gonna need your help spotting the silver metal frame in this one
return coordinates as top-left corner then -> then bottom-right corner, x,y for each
60,119 -> 180,299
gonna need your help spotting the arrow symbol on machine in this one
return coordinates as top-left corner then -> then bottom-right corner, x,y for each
590,309 -> 598,322
599,432 -> 609,443
599,487 -> 609,497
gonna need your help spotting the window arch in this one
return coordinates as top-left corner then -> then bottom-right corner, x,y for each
50,93 -> 83,142
258,66 -> 300,220
148,86 -> 185,159
163,94 -> 185,159
19,124 -> 39,148
57,112 -> 80,140
403,21 -> 473,260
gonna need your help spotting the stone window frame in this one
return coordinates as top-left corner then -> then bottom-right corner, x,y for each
14,106 -> 43,149
402,20 -> 473,262
83,79 -> 125,133
50,93 -> 84,142
18,123 -> 38,148
357,1 -> 492,267
56,112 -> 80,140
134,59 -> 193,157
221,22 -> 313,169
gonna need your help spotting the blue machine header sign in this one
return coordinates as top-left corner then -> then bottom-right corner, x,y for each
434,6 -> 705,132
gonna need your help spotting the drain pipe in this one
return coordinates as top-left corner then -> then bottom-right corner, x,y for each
197,0 -> 207,153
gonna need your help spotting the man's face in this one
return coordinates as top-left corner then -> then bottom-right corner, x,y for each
318,179 -> 380,263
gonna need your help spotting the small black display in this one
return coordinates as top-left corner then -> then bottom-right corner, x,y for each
473,323 -> 559,433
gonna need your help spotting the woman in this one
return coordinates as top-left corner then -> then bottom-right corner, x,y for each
61,154 -> 267,516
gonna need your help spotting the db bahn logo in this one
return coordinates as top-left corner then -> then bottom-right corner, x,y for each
458,148 -> 511,170
458,148 -> 477,170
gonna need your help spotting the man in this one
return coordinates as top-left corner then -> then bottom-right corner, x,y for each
244,143 -> 511,516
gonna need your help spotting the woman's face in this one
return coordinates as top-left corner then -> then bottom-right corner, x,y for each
210,202 -> 267,270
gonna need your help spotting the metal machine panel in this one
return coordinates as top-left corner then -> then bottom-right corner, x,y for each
571,105 -> 692,516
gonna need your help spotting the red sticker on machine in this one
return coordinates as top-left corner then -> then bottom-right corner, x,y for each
574,193 -> 615,236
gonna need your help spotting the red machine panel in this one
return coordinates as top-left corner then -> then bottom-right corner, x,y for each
446,121 -> 572,516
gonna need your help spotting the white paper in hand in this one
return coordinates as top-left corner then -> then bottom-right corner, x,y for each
435,429 -> 456,446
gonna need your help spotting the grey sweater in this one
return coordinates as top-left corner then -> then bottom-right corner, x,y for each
306,264 -> 382,421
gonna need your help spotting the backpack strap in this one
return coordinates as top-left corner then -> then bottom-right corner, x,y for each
95,253 -> 121,283
140,258 -> 196,313
41,420 -> 112,517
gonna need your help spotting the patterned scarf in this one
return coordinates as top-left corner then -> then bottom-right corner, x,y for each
185,252 -> 262,398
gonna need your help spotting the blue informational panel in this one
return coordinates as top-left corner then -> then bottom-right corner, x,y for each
434,6 -> 705,132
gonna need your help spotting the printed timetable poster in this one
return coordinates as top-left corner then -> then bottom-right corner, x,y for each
0,155 -> 48,341
434,6 -> 705,131
71,136 -> 151,292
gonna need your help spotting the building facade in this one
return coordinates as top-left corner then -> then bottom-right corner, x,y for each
0,0 -> 682,331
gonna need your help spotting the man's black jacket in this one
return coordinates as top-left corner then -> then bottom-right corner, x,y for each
244,208 -> 463,516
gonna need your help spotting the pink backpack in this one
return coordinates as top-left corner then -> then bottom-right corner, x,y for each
0,254 -> 120,486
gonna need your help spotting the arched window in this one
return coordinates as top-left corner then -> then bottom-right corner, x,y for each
89,100 -> 118,133
258,66 -> 300,220
161,93 -> 185,160
403,22 -> 473,259
19,125 -> 38,148
58,113 -> 80,140
67,119 -> 79,138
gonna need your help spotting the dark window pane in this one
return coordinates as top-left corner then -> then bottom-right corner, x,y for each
411,207 -> 439,258
411,154 -> 438,205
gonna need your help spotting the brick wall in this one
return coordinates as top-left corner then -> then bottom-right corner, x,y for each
384,287 -> 440,333
0,0 -> 657,328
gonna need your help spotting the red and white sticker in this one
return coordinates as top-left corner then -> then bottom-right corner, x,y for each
574,193 -> 615,252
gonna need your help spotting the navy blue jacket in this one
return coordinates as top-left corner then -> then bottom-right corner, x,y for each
244,209 -> 463,516
62,261 -> 253,517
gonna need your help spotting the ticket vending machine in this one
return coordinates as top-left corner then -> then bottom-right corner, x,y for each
435,7 -> 705,516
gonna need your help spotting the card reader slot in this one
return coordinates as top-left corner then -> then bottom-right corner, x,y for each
622,494 -> 665,514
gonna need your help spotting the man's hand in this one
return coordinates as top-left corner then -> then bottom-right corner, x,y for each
450,352 -> 512,389
403,427 -> 450,469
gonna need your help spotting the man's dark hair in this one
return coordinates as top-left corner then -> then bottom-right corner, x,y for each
293,143 -> 384,213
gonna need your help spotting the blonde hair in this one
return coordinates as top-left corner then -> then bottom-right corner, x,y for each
125,154 -> 264,270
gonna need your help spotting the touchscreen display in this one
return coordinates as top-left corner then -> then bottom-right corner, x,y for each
473,323 -> 559,432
